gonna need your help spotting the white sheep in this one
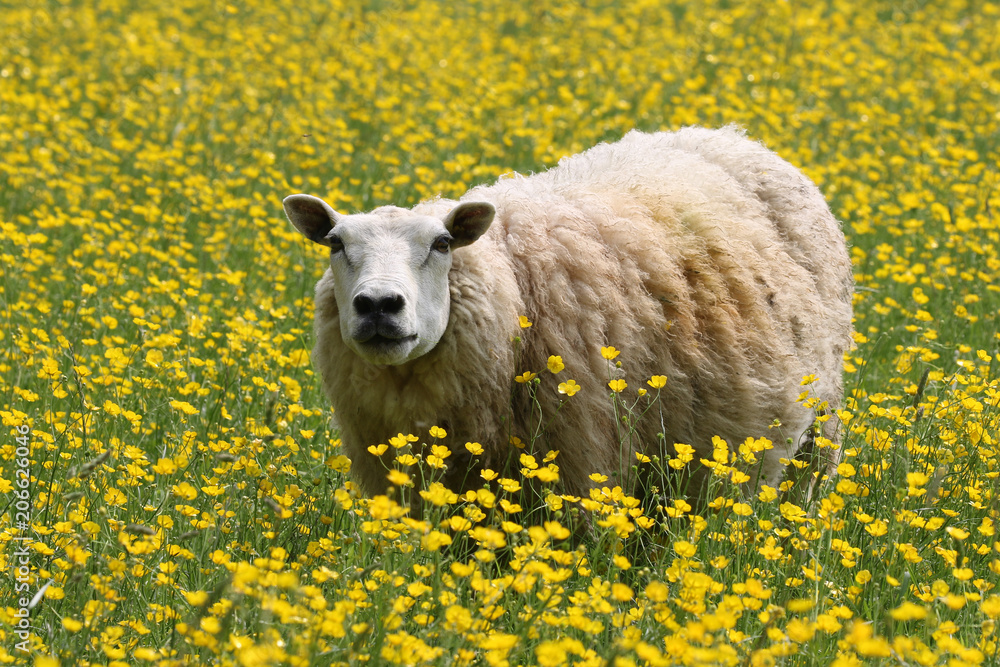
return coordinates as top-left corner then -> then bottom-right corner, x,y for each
284,126 -> 853,500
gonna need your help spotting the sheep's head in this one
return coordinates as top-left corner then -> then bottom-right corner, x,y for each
283,194 -> 495,365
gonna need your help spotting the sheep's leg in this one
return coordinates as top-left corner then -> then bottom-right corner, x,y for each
781,411 -> 843,506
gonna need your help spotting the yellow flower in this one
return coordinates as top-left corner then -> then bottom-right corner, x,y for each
498,478 -> 521,493
946,526 -> 969,540
515,371 -> 537,383
448,516 -> 473,532
816,613 -> 843,634
670,442 -> 696,469
780,502 -> 807,522
37,357 -> 60,379
743,578 -> 772,600
889,602 -> 928,621
426,454 -> 448,469
558,379 -> 580,396
546,355 -> 565,373
288,348 -> 311,366
41,585 -> 63,601
65,544 -> 91,566
500,498 -> 522,513
533,466 -> 559,483
544,520 -> 570,540
611,583 -> 633,601
171,482 -> 198,501
104,488 -> 127,506
982,596 -> 1000,619
367,444 -> 388,456
444,605 -> 473,632
601,345 -> 620,360
469,525 -> 507,549
420,482 -> 459,506
465,441 -> 483,455
389,433 -> 419,448
711,435 -> 730,463
421,531 -> 453,551
647,374 -> 667,388
518,315 -> 532,328
674,442 -> 695,459
671,540 -> 696,558
864,519 -> 888,537
429,425 -> 448,439
535,641 -> 566,667
730,470 -> 751,484
387,469 -> 411,486
758,536 -> 784,560
500,520 -> 522,533
367,496 -> 406,521
184,590 -> 209,606
608,379 -> 627,392
787,599 -> 815,613
786,618 -> 816,643
645,581 -> 669,602
169,400 -> 198,415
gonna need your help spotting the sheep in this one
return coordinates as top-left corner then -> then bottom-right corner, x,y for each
283,126 -> 853,502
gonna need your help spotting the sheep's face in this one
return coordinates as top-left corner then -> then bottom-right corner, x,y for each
284,194 -> 495,365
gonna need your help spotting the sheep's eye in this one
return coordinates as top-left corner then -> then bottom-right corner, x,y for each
326,235 -> 344,253
432,235 -> 452,253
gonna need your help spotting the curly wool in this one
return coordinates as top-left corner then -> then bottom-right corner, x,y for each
312,126 -> 853,497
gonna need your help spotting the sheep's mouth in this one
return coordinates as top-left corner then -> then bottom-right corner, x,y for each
349,319 -> 423,364
362,333 -> 417,348
352,333 -> 419,365
353,318 -> 416,347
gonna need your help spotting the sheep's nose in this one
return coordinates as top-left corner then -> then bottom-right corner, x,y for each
353,292 -> 405,316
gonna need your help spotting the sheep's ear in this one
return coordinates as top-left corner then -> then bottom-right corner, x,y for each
283,194 -> 343,246
444,202 -> 495,248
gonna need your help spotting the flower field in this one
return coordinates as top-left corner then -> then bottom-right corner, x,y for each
2,0 -> 1000,664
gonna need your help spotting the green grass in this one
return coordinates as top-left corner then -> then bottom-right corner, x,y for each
1,0 -> 999,665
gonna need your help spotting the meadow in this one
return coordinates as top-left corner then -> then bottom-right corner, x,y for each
1,0 -> 999,664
